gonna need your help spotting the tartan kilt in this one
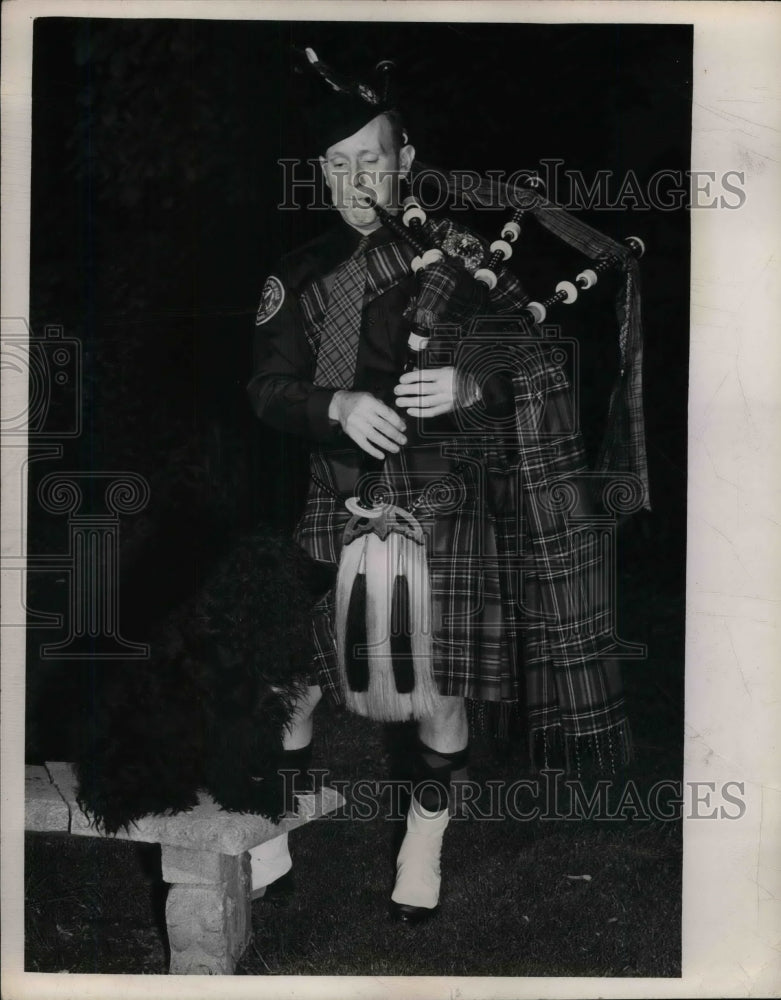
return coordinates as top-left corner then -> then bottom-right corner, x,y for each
294,437 -> 526,706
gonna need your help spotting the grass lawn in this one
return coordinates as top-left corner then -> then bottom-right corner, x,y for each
24,725 -> 682,977
24,527 -> 683,977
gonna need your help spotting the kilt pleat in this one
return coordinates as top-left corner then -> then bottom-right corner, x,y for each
296,440 -> 525,705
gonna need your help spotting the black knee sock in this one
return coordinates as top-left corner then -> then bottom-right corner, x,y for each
411,738 -> 470,813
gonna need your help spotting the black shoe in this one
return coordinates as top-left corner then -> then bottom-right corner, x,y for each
250,869 -> 295,906
389,900 -> 440,925
263,869 -> 295,904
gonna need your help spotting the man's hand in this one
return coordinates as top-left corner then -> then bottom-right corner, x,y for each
328,390 -> 407,459
393,367 -> 457,418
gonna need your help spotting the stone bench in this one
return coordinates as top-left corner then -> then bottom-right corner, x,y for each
25,762 -> 344,975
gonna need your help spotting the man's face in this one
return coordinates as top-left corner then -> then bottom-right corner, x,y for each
320,114 -> 415,233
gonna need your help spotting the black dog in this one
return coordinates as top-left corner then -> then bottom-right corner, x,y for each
74,525 -> 333,834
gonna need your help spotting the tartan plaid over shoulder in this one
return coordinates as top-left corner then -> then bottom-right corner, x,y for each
253,216 -> 632,773
498,340 -> 632,770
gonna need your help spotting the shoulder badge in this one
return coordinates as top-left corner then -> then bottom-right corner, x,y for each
255,275 -> 285,326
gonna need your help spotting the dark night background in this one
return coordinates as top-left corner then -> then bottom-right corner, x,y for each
22,16 -> 692,977
25,18 -> 691,777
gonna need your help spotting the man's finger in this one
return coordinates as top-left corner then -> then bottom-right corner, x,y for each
394,383 -> 430,397
407,403 -> 452,418
349,416 -> 405,448
415,393 -> 449,408
397,370 -> 440,384
366,427 -> 402,453
396,392 -> 449,409
394,385 -> 441,400
352,431 -> 386,460
373,400 -> 407,432
372,413 -> 407,444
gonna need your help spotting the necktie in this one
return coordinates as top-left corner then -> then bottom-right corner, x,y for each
313,236 -> 370,389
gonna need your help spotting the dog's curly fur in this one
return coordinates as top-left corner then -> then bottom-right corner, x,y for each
74,524 -> 334,834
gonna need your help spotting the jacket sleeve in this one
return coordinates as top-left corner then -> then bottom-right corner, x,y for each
247,274 -> 339,443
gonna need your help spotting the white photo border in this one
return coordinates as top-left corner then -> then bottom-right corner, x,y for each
2,2 -> 779,998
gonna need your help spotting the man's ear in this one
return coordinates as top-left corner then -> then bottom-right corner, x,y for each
399,144 -> 415,180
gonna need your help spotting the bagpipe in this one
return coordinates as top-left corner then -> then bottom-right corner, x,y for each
335,173 -> 648,722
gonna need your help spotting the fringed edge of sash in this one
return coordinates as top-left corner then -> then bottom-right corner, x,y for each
466,700 -> 633,778
529,719 -> 633,777
467,698 -> 522,741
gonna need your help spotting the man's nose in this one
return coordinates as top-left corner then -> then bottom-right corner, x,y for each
352,167 -> 375,194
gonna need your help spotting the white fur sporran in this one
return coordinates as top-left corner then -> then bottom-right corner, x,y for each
334,502 -> 441,721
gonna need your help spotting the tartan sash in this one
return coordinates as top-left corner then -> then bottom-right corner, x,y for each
313,236 -> 370,389
303,234 -> 414,371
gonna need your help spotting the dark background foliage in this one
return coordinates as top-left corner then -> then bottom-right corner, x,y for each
26,18 -> 691,764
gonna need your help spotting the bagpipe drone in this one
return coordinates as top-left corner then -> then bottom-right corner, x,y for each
333,171 -> 647,723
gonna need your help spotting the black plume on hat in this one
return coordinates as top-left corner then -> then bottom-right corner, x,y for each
292,46 -> 400,153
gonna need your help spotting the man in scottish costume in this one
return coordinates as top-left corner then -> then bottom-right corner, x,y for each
247,49 -> 647,922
